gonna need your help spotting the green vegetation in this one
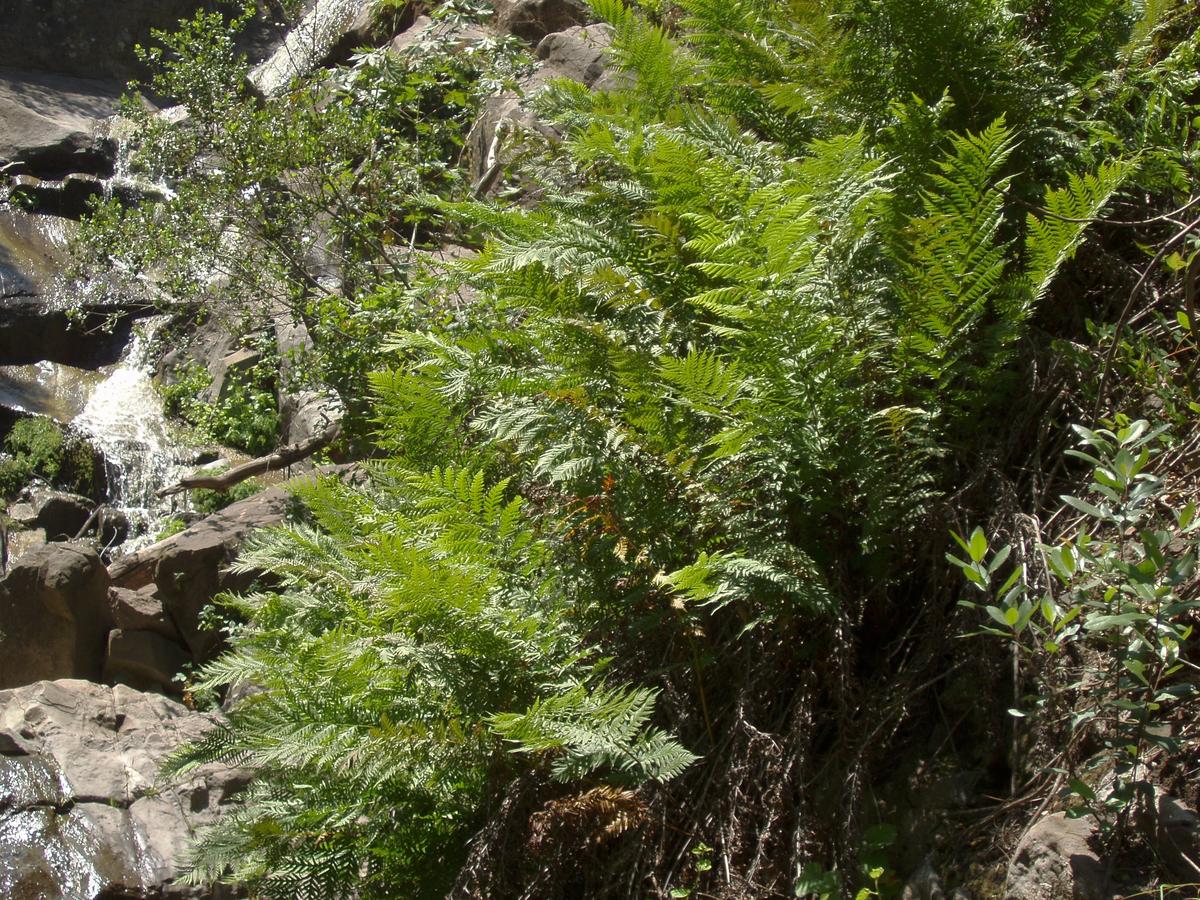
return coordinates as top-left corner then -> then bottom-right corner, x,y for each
69,0 -> 1200,896
190,476 -> 264,515
0,416 -> 96,499
161,359 -> 280,455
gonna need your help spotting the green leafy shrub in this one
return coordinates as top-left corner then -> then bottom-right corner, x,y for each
161,361 -> 279,456
190,477 -> 264,516
952,419 -> 1199,830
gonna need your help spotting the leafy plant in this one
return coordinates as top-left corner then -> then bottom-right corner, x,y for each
952,419 -> 1199,829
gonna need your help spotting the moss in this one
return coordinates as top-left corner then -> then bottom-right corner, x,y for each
5,416 -> 65,481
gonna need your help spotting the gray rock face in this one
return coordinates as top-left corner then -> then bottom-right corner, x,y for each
1006,813 -> 1113,900
0,67 -> 120,176
535,23 -> 614,87
0,542 -> 113,689
0,0 -> 206,81
494,0 -> 590,43
250,0 -> 374,97
0,679 -> 244,899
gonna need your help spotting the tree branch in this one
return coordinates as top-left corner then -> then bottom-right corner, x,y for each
158,422 -> 341,497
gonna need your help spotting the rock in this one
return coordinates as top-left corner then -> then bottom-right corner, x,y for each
275,313 -> 344,446
108,584 -> 180,640
32,490 -> 93,540
0,0 -> 208,81
7,172 -> 104,217
467,93 -> 560,196
0,294 -> 138,368
900,856 -> 946,900
105,628 -> 191,693
0,679 -> 245,898
97,504 -> 130,546
535,23 -> 614,87
109,487 -> 291,658
494,0 -> 591,43
0,542 -> 112,688
0,68 -> 120,176
200,346 -> 264,406
387,15 -> 495,57
250,0 -> 376,97
155,488 -> 290,659
157,313 -> 239,387
1006,812 -> 1114,900
1140,790 -> 1200,882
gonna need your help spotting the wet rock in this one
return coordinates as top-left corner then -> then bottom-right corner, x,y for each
494,0 -> 590,44
104,628 -> 191,693
8,172 -> 104,218
535,23 -> 614,87
0,679 -> 245,898
1006,812 -> 1113,900
108,584 -> 179,640
0,294 -> 139,369
97,504 -> 130,547
32,490 -> 93,541
0,542 -> 112,689
0,68 -> 119,176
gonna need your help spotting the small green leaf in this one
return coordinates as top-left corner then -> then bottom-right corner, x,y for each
1061,494 -> 1107,519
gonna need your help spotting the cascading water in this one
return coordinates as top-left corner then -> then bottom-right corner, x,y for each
1,198 -> 203,551
70,317 -> 195,546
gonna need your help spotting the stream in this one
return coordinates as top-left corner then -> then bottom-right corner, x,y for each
0,209 -> 196,550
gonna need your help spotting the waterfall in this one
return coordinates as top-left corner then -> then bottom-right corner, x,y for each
70,318 -> 193,543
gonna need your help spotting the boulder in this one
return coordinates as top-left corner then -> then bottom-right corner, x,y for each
0,67 -> 120,176
535,23 -> 614,87
104,627 -> 191,693
109,487 -> 291,658
0,542 -> 112,688
32,490 -> 93,541
0,679 -> 245,898
494,0 -> 590,44
1006,813 -> 1114,900
108,584 -> 180,640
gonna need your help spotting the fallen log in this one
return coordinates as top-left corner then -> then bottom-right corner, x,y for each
158,422 -> 341,498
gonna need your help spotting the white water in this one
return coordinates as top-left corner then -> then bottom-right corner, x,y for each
71,319 -> 194,544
